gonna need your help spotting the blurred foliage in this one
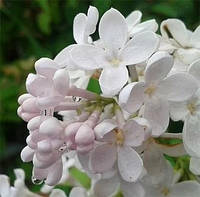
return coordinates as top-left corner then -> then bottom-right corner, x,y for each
0,0 -> 199,193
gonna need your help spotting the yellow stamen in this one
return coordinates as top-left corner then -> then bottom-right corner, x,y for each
187,103 -> 196,115
114,129 -> 125,146
161,187 -> 170,196
109,58 -> 121,67
144,84 -> 156,97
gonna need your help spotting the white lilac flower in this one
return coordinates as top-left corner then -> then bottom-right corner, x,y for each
126,10 -> 158,37
142,152 -> 200,197
90,116 -> 146,182
160,19 -> 200,74
119,51 -> 198,136
70,8 -> 159,96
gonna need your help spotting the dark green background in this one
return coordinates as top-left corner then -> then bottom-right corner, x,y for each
0,0 -> 199,191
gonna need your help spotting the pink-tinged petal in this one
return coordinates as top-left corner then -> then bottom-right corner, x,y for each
53,69 -> 70,96
118,145 -> 143,182
65,122 -> 82,139
73,13 -> 87,44
45,160 -> 63,186
130,19 -> 158,35
18,93 -> 33,105
191,26 -> 200,48
124,119 -> 145,147
27,116 -> 41,131
37,96 -> 63,109
21,146 -> 34,162
99,8 -> 128,51
69,187 -> 87,197
161,19 -> 189,47
39,117 -> 63,137
144,98 -> 169,136
119,82 -> 145,114
121,181 -> 145,197
188,59 -> 200,84
35,58 -> 58,78
33,167 -> 48,180
90,144 -> 117,173
170,181 -> 200,197
120,31 -> 159,65
126,10 -> 142,31
99,66 -> 129,96
94,175 -> 119,197
75,124 -> 95,146
54,45 -> 77,68
49,189 -> 67,197
70,45 -> 107,70
26,73 -> 53,97
21,97 -> 40,113
38,140 -> 52,153
158,73 -> 198,102
190,157 -> 200,175
77,143 -> 94,154
20,112 -> 40,122
94,119 -> 117,139
144,51 -> 173,83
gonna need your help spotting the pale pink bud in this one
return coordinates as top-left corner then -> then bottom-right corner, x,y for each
21,146 -> 34,162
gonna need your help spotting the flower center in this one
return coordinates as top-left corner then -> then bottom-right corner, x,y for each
114,129 -> 125,146
161,187 -> 170,196
109,58 -> 121,67
144,84 -> 156,97
187,102 -> 196,115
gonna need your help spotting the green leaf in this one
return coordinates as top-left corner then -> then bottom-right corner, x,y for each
87,78 -> 101,94
69,167 -> 91,189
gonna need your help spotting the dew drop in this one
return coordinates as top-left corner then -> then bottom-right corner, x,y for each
32,176 -> 43,185
72,96 -> 82,102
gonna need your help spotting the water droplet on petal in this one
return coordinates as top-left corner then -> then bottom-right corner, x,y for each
32,176 -> 43,185
72,96 -> 82,102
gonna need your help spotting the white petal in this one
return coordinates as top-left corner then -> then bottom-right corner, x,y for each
170,181 -> 200,197
130,19 -> 158,35
70,45 -> 107,70
50,189 -> 67,197
190,25 -> 200,48
169,101 -> 188,121
144,98 -> 169,136
35,58 -> 58,78
161,19 -> 189,47
54,45 -> 77,68
124,119 -> 145,147
99,8 -> 128,51
93,176 -> 119,197
188,58 -> 200,84
14,169 -> 25,182
183,117 -> 200,157
94,119 -> 117,139
0,175 -> 10,196
126,10 -> 142,31
119,82 -> 145,114
143,143 -> 173,186
86,6 -> 99,36
120,31 -> 159,65
90,144 -> 117,173
99,66 -> 129,96
190,157 -> 200,175
73,13 -> 87,44
69,187 -> 87,197
144,51 -> 173,83
118,145 -> 143,182
158,73 -> 198,102
53,69 -> 70,96
121,181 -> 145,197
